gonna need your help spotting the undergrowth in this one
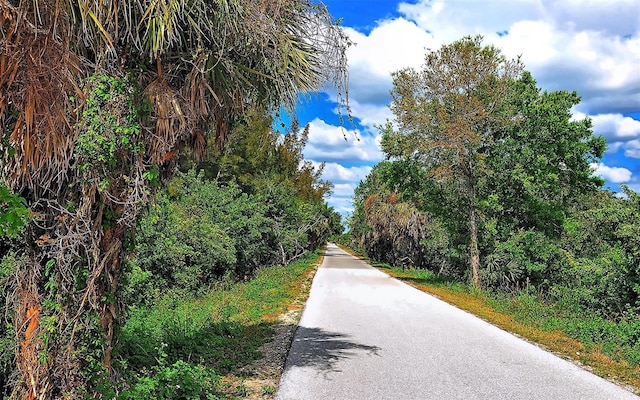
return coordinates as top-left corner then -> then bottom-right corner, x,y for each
111,250 -> 321,399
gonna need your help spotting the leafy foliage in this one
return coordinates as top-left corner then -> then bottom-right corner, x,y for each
127,158 -> 342,306
486,72 -> 606,238
554,187 -> 640,316
383,35 -> 524,286
484,229 -> 562,290
127,171 -> 261,303
0,0 -> 350,396
349,36 -> 637,346
0,184 -> 29,237
364,36 -> 607,289
76,74 -> 148,171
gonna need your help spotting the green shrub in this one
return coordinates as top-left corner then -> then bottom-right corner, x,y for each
126,170 -> 275,304
558,188 -> 640,316
132,194 -> 237,298
552,248 -> 634,316
127,169 -> 338,306
119,356 -> 223,400
0,253 -> 22,397
484,229 -> 561,291
0,184 -> 29,237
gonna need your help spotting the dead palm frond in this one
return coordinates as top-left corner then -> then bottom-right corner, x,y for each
0,1 -> 84,194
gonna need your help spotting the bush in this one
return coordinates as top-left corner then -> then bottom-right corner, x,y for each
552,247 -> 635,317
484,229 -> 561,291
127,170 -> 341,306
119,356 -> 223,400
557,189 -> 640,316
125,170 -> 273,304
132,193 -> 237,298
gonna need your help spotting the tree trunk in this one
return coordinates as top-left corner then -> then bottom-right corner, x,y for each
12,186 -> 129,398
98,224 -> 125,376
469,207 -> 481,288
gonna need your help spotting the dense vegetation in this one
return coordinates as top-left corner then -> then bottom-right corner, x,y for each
0,0 -> 348,397
345,37 -> 640,368
1,110 -> 343,397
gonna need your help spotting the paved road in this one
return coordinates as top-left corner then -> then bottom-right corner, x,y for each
276,243 -> 639,400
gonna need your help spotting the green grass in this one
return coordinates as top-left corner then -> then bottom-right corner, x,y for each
486,293 -> 640,366
115,250 -> 321,399
372,262 -> 465,289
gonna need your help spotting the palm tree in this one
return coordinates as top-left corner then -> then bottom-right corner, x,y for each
0,0 -> 350,397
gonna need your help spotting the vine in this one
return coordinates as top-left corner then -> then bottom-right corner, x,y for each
76,74 -> 150,186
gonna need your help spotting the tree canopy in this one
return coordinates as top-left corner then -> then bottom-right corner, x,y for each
382,36 -> 524,286
357,36 -> 607,289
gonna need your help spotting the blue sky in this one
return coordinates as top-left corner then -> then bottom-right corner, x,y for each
296,0 -> 640,216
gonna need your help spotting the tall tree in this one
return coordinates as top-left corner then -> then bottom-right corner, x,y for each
0,0 -> 350,397
382,36 -> 522,287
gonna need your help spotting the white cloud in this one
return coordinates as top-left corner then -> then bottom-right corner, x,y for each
333,18 -> 436,125
303,128 -> 377,217
623,139 -> 640,158
502,29 -> 640,115
591,163 -> 633,183
331,183 -> 358,198
348,99 -> 394,131
572,112 -> 640,157
572,112 -> 640,156
299,117 -> 380,216
317,163 -> 372,184
336,0 -> 639,129
393,0 -> 640,115
398,0 -> 543,43
325,195 -> 355,217
544,0 -> 640,37
304,118 -> 383,163
589,113 -> 640,142
345,19 -> 435,83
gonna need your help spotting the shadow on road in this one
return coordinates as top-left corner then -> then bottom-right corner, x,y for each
286,327 -> 381,372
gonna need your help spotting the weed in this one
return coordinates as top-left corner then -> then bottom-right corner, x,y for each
262,384 -> 276,395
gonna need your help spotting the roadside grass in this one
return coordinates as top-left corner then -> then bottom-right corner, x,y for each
335,245 -> 640,394
116,250 -> 321,399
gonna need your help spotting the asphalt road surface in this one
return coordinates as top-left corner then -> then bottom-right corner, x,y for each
276,243 -> 639,400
